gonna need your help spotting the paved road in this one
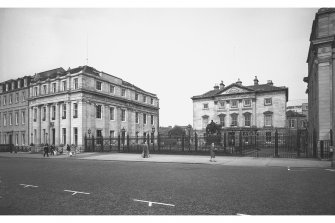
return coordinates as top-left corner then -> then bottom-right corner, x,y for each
0,157 -> 335,215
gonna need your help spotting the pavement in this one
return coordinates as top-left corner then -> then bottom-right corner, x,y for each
0,151 -> 333,168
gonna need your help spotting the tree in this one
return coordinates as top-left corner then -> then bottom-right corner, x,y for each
168,126 -> 185,138
205,120 -> 222,146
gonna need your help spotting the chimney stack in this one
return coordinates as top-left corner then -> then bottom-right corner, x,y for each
267,80 -> 273,86
213,84 -> 219,90
236,78 -> 242,86
253,76 -> 259,85
219,81 -> 225,90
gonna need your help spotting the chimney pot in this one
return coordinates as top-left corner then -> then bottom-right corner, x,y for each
236,78 -> 242,86
214,84 -> 219,90
267,80 -> 273,85
253,76 -> 259,85
219,81 -> 225,90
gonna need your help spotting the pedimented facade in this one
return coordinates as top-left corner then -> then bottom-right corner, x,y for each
191,77 -> 288,132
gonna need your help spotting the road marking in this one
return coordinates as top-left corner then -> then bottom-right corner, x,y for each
236,213 -> 250,216
133,199 -> 175,207
64,190 -> 90,196
20,184 -> 38,188
325,169 -> 335,172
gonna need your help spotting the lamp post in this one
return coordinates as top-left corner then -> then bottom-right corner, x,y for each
88,128 -> 91,138
151,126 -> 155,143
121,127 -> 126,147
46,132 -> 48,145
187,124 -> 192,151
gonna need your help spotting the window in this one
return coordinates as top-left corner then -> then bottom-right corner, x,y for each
62,128 -> 66,144
135,112 -> 139,124
9,94 -> 12,104
219,101 -> 225,108
135,93 -> 139,101
110,85 -> 115,93
110,107 -> 114,120
15,134 -> 18,145
150,98 -> 154,105
244,99 -> 251,107
22,133 -> 25,145
62,104 -> 66,119
62,81 -> 67,91
231,100 -> 238,108
3,114 -> 7,126
73,103 -> 78,118
34,129 -> 36,144
34,87 -> 38,96
15,93 -> 19,102
121,89 -> 126,97
43,85 -> 47,94
264,114 -> 272,127
52,106 -> 56,120
15,112 -> 18,125
96,105 -> 102,119
244,113 -> 251,127
266,132 -> 272,143
301,120 -> 306,128
264,98 -> 272,106
97,130 -> 102,144
151,115 -> 154,125
52,83 -> 56,93
42,107 -> 46,121
110,130 -> 115,138
74,128 -> 78,146
0,112 -> 1,126
3,134 -> 6,144
96,81 -> 102,91
3,96 -> 6,105
231,114 -> 238,127
74,78 -> 78,90
21,111 -> 25,124
202,116 -> 209,128
289,119 -> 295,128
219,115 -> 225,126
34,108 -> 37,122
22,92 -> 25,101
43,129 -> 46,144
143,95 -> 146,103
203,103 -> 208,109
9,113 -> 12,125
143,113 -> 147,124
121,109 -> 126,122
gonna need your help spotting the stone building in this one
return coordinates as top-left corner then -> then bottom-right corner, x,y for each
0,76 -> 32,146
191,77 -> 288,133
28,65 -> 159,149
286,110 -> 308,130
304,8 -> 335,145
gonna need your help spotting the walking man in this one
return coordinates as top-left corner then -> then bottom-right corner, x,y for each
43,144 -> 49,157
210,142 -> 216,162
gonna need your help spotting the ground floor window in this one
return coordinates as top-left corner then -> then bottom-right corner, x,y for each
62,128 -> 66,145
22,133 -> 25,145
266,131 -> 272,143
74,128 -> 78,146
15,134 -> 18,145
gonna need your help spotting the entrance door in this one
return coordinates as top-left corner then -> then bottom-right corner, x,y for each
228,132 -> 235,146
9,134 -> 13,145
52,129 -> 55,145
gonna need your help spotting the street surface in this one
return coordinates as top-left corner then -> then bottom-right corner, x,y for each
0,157 -> 335,215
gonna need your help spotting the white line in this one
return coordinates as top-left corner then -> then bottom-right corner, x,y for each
64,190 -> 90,196
325,169 -> 335,172
133,199 -> 175,207
20,184 -> 38,188
236,213 -> 250,216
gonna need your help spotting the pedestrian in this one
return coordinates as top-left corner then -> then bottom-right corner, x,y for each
142,141 -> 150,158
50,145 -> 55,156
210,142 -> 216,162
66,144 -> 71,156
43,144 -> 49,157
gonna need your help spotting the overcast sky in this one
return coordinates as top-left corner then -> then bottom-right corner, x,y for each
0,8 -> 317,127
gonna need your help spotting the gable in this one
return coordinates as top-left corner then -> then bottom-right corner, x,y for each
219,86 -> 251,95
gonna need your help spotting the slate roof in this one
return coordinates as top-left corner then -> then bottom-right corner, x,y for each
32,67 -> 66,82
192,83 -> 288,100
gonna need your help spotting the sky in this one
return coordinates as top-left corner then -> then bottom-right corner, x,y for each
0,7 -> 319,127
